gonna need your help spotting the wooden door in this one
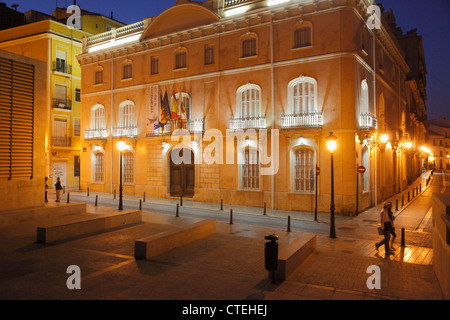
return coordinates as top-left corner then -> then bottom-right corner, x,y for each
170,148 -> 194,197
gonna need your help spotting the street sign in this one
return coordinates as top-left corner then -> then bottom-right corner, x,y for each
357,166 -> 366,174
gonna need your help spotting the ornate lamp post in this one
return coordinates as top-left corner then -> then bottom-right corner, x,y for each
117,141 -> 127,211
326,132 -> 337,239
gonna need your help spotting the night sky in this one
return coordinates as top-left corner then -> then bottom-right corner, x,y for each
5,0 -> 449,120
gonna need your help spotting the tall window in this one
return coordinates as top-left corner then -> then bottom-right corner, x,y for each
362,147 -> 370,192
175,48 -> 187,69
73,119 -> 80,137
289,76 -> 317,114
151,56 -> 159,75
75,88 -> 81,102
361,26 -> 367,52
122,60 -> 132,79
241,149 -> 259,190
294,27 -> 312,48
74,155 -> 80,178
94,67 -> 103,84
204,45 -> 215,65
118,100 -> 135,128
241,36 -> 257,58
361,80 -> 369,114
93,152 -> 104,183
122,151 -> 134,184
91,104 -> 105,130
55,50 -> 67,73
293,147 -> 315,193
237,84 -> 261,118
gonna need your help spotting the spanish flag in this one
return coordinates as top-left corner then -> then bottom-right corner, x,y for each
171,91 -> 181,120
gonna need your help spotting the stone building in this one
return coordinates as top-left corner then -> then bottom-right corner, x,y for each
78,0 -> 428,215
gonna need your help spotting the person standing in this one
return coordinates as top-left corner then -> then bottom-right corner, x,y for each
45,177 -> 49,203
388,205 -> 397,250
55,177 -> 62,202
375,202 -> 395,255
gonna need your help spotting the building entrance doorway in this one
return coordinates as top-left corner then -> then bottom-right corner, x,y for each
169,148 -> 195,198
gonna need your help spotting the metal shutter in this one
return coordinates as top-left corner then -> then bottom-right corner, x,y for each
0,57 -> 34,180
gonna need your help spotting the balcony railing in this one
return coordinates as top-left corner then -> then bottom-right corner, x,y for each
84,128 -> 108,140
281,112 -> 323,129
52,98 -> 72,110
224,0 -> 253,7
229,116 -> 266,131
112,126 -> 138,138
153,119 -> 204,136
52,136 -> 71,148
52,61 -> 72,74
188,118 -> 204,134
360,113 -> 377,130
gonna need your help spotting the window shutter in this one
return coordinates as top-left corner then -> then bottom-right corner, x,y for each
0,58 -> 13,179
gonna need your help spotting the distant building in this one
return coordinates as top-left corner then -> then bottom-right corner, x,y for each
428,118 -> 450,171
0,2 -> 25,30
77,0 -> 429,215
0,6 -> 125,190
0,50 -> 47,212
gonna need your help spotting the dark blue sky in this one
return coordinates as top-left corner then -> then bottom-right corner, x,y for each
6,0 -> 449,120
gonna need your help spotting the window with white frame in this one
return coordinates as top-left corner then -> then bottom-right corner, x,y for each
293,147 -> 316,193
237,84 -> 261,119
288,77 -> 317,115
122,151 -> 134,184
93,152 -> 104,183
119,100 -> 135,128
91,104 -> 106,130
241,148 -> 259,190
362,146 -> 370,192
361,80 -> 369,114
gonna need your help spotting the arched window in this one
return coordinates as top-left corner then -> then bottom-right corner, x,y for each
361,80 -> 369,114
288,76 -> 318,115
241,33 -> 257,58
237,84 -> 261,118
118,100 -> 135,128
122,60 -> 132,79
293,24 -> 312,49
92,151 -> 104,183
292,147 -> 316,193
91,104 -> 105,130
240,148 -> 260,190
122,150 -> 134,184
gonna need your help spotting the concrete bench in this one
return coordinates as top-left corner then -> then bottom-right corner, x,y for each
274,233 -> 317,281
135,219 -> 216,260
37,210 -> 142,244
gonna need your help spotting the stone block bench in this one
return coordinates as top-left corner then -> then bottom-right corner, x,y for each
274,233 -> 317,281
134,219 -> 216,260
36,210 -> 142,244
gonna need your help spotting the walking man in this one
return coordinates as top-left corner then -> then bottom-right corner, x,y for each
375,202 -> 395,255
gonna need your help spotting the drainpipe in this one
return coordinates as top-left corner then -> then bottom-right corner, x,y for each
270,14 -> 275,210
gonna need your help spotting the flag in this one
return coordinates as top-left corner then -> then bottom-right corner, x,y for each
179,90 -> 186,118
171,91 -> 181,120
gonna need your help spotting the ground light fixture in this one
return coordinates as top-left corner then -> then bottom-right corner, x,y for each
326,132 -> 337,238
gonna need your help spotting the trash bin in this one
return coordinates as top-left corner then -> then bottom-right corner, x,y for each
264,234 -> 279,283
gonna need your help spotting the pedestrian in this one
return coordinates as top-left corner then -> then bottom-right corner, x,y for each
45,177 -> 48,203
375,202 -> 395,255
388,204 -> 397,250
55,177 -> 62,202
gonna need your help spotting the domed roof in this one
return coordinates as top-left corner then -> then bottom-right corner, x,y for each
140,2 -> 219,40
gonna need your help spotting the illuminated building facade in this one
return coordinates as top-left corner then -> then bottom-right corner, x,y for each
78,0 -> 428,215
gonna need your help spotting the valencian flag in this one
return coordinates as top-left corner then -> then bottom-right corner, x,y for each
171,91 -> 182,120
179,90 -> 186,118
154,89 -> 171,132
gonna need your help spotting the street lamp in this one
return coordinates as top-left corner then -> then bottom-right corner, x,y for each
117,141 -> 127,210
326,132 -> 337,239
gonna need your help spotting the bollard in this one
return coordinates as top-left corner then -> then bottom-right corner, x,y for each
230,209 -> 233,225
408,191 -> 410,201
264,202 -> 267,216
180,195 -> 183,207
220,199 -> 223,211
264,234 -> 279,284
95,195 -> 98,207
176,203 -> 179,217
87,187 -> 90,197
412,188 -> 415,198
67,193 -> 70,203
143,192 -> 146,203
139,200 -> 142,211
114,189 -> 116,199
396,199 -> 398,211
287,216 -> 291,232
420,184 -> 422,192
402,195 -> 404,207
63,186 -> 65,195
401,228 -> 406,247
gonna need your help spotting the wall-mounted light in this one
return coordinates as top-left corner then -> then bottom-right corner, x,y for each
380,134 -> 389,144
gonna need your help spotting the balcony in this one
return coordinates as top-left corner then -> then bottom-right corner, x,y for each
359,113 -> 377,131
281,112 -> 323,129
53,98 -> 72,110
52,61 -> 72,74
52,136 -> 71,148
229,116 -> 266,131
112,126 -> 138,138
84,128 -> 108,140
